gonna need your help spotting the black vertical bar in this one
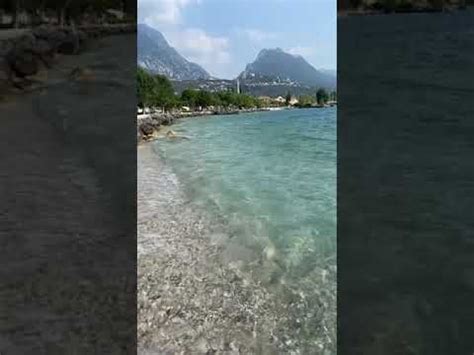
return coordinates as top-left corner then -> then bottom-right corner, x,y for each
338,9 -> 474,355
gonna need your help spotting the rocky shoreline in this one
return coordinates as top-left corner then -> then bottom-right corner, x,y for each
137,107 -> 289,143
0,23 -> 136,96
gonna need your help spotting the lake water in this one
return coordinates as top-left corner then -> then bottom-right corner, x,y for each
150,107 -> 336,280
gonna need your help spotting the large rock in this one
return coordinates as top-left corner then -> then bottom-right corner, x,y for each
139,122 -> 156,137
9,34 -> 36,55
160,114 -> 174,126
33,26 -> 68,52
57,32 -> 80,55
31,38 -> 53,55
2,24 -> 135,81
32,39 -> 55,67
0,39 -> 14,57
7,50 -> 39,78
32,25 -> 56,40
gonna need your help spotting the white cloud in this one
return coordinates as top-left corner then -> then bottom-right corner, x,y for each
287,46 -> 314,58
165,28 -> 231,77
138,0 -> 200,26
239,28 -> 277,42
168,28 -> 229,58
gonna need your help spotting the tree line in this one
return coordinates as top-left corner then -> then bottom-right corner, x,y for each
137,68 -> 265,111
137,68 -> 337,112
289,88 -> 337,108
2,0 -> 136,28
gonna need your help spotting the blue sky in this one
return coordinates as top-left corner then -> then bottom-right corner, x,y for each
138,0 -> 336,79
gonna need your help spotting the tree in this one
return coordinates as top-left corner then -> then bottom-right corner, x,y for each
285,91 -> 291,106
217,90 -> 238,108
296,95 -> 315,108
138,69 -> 266,112
137,67 -> 155,108
152,74 -> 175,111
195,90 -> 214,108
136,68 -> 175,111
181,89 -> 199,108
316,88 -> 329,105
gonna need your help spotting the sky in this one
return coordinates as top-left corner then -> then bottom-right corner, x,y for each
138,0 -> 336,79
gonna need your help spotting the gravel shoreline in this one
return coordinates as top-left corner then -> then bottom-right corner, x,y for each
137,142 -> 336,354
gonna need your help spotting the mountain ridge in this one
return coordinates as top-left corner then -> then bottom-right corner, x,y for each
238,48 -> 336,89
137,26 -> 336,91
137,23 -> 211,80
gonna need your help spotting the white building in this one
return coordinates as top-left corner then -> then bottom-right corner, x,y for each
289,97 -> 299,106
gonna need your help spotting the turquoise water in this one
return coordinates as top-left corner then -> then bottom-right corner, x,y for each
152,107 -> 336,275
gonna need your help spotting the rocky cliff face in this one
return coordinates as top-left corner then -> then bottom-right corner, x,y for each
137,24 -> 210,80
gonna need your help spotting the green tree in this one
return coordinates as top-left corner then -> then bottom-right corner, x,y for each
316,88 -> 329,105
136,67 -> 155,108
137,68 -> 175,111
296,95 -> 315,108
217,90 -> 238,107
181,89 -> 199,108
285,91 -> 291,106
152,74 -> 174,109
195,90 -> 214,108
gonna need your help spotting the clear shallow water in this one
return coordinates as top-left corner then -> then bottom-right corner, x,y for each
152,107 -> 336,275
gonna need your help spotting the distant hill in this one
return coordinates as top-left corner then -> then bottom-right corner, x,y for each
238,48 -> 336,89
137,23 -> 211,80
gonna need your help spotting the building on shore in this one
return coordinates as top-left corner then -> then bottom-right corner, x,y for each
258,96 -> 272,105
289,97 -> 299,106
274,96 -> 286,104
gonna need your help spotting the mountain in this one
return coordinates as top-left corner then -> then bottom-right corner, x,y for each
137,23 -> 210,80
238,48 -> 336,89
320,69 -> 337,77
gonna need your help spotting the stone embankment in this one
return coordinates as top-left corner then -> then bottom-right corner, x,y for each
137,107 -> 275,143
0,24 -> 135,93
136,113 -> 173,143
137,110 -> 236,143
